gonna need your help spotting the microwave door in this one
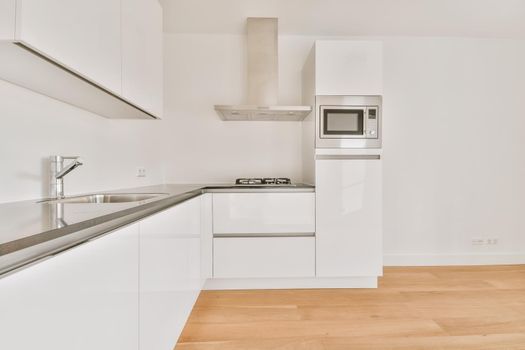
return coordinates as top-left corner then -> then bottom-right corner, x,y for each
320,107 -> 366,139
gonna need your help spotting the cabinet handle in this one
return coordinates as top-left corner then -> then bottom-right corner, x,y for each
316,154 -> 381,160
214,232 -> 315,238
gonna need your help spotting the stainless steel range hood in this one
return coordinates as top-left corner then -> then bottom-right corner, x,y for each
214,18 -> 312,121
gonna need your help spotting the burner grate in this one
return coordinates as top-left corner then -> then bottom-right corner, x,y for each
235,178 -> 291,185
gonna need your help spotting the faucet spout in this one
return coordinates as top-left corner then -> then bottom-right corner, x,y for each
56,158 -> 83,179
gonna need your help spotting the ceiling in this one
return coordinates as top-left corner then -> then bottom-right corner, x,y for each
160,0 -> 525,38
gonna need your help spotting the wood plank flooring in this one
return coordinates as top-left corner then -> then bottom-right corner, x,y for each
176,265 -> 525,349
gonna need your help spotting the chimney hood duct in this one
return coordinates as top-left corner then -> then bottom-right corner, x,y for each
214,18 -> 312,121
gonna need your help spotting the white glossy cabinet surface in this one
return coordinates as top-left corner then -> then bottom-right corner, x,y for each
213,237 -> 315,278
139,196 -> 202,350
314,40 -> 383,96
122,0 -> 163,116
16,0 -> 122,93
213,193 -> 315,234
0,0 -> 15,39
0,224 -> 140,350
316,158 -> 383,277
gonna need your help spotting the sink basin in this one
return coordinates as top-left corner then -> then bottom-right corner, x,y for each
40,193 -> 168,204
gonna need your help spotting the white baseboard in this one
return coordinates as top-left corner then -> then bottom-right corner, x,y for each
204,276 -> 377,290
384,253 -> 525,266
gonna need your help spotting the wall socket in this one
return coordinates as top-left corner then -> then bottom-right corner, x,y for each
471,237 -> 499,246
136,167 -> 146,177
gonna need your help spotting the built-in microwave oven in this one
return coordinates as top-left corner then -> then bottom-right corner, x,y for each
316,95 -> 382,149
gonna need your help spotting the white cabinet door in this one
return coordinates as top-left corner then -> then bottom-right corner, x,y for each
15,0 -> 122,93
316,158 -> 383,277
0,224 -> 139,350
214,237 -> 315,278
0,0 -> 15,39
139,196 -> 202,350
122,0 -> 163,116
315,40 -> 383,96
213,193 -> 315,235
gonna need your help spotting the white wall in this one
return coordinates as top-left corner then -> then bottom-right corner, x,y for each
381,37 -> 525,265
164,33 -> 525,264
0,80 -> 166,203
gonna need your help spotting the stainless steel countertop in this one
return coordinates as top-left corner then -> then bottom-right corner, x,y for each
0,183 -> 314,277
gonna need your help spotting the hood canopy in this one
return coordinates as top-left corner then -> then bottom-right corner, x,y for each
214,17 -> 312,121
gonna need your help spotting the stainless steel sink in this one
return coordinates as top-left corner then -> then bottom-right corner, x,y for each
39,193 -> 168,204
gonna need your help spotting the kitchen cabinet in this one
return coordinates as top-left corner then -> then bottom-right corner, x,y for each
139,196 -> 202,350
0,0 -> 15,39
213,192 -> 315,235
0,0 -> 162,118
0,223 -> 140,350
316,158 -> 383,277
122,0 -> 163,116
16,0 -> 122,94
214,236 -> 315,278
211,192 -> 316,281
310,40 -> 383,96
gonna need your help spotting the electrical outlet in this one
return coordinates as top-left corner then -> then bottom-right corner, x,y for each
487,238 -> 499,245
471,238 -> 485,246
136,167 -> 146,177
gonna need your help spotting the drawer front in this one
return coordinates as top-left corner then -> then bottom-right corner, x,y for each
213,237 -> 315,278
212,193 -> 315,234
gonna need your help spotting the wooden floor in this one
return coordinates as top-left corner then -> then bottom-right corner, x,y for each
176,265 -> 525,349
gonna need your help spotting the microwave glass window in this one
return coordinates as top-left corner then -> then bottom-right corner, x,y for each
323,109 -> 364,135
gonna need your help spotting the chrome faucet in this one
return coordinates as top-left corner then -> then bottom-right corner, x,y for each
50,156 -> 83,199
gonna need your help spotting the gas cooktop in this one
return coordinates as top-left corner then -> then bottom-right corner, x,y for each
235,178 -> 292,186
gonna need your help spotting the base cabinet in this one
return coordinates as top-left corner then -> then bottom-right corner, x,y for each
139,196 -> 202,350
0,195 -> 204,350
0,223 -> 140,350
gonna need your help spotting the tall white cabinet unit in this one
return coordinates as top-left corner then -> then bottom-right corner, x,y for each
308,40 -> 383,96
315,154 -> 382,277
302,40 -> 384,286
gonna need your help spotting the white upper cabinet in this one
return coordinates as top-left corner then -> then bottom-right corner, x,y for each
122,0 -> 163,117
0,0 -> 15,39
313,40 -> 383,96
0,0 -> 163,118
16,0 -> 122,94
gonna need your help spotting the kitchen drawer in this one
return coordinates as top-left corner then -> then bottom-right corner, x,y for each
212,193 -> 315,234
213,237 -> 315,278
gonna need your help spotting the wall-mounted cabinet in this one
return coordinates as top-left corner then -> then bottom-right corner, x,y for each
0,0 -> 163,119
310,40 -> 383,96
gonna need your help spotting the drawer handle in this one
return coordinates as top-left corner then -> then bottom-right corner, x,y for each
214,232 -> 315,238
316,154 -> 380,160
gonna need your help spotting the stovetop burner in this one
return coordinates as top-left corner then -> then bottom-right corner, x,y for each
235,178 -> 292,186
